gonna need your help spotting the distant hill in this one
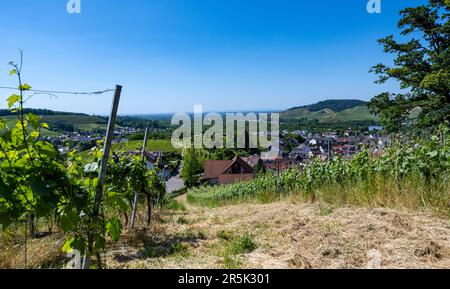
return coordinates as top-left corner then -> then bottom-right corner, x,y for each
0,108 -> 88,117
288,99 -> 367,113
1,109 -> 108,133
282,99 -> 379,123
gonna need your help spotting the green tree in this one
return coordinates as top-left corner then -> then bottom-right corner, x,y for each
369,0 -> 450,132
181,149 -> 203,188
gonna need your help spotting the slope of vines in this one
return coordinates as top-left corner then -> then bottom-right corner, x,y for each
188,127 -> 450,216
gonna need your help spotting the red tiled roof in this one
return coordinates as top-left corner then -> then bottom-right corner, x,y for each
222,156 -> 254,174
204,156 -> 254,179
204,160 -> 233,179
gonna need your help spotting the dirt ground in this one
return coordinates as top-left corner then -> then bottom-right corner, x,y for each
105,195 -> 450,269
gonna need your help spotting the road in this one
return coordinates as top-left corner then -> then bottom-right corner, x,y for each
166,175 -> 184,194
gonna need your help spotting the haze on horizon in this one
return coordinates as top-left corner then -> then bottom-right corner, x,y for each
0,0 -> 426,115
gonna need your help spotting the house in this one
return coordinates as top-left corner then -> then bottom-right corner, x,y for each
242,155 -> 261,168
289,144 -> 312,160
144,151 -> 162,170
264,157 -> 298,172
204,156 -> 254,185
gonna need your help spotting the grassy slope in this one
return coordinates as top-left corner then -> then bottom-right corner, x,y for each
2,115 -> 58,137
41,115 -> 108,130
77,139 -> 177,161
281,105 -> 379,123
2,114 -> 109,133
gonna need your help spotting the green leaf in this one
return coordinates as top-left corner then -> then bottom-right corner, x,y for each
0,178 -> 10,194
35,142 -> 57,158
7,94 -> 20,109
62,237 -> 75,253
105,193 -> 129,211
19,84 -> 31,91
26,113 -> 40,129
30,131 -> 40,139
60,208 -> 80,232
94,236 -> 106,251
106,217 -> 121,242
9,69 -> 17,76
30,178 -> 49,196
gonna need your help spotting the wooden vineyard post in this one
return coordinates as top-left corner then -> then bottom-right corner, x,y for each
130,127 -> 149,229
82,85 -> 122,269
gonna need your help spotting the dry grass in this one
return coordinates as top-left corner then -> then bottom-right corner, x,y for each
0,231 -> 65,269
105,196 -> 450,269
2,196 -> 449,269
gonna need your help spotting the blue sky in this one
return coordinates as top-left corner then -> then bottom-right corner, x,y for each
0,0 -> 428,114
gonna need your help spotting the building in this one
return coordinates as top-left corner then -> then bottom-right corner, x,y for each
289,144 -> 312,160
242,155 -> 261,167
204,156 -> 254,185
144,151 -> 162,170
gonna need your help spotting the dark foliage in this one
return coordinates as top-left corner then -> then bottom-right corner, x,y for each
288,99 -> 367,113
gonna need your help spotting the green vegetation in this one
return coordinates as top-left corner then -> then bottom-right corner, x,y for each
1,115 -> 59,137
281,99 -> 380,132
281,118 -> 379,133
181,149 -> 204,188
116,116 -> 171,130
282,103 -> 379,123
77,139 -> 177,161
188,127 -> 450,216
288,99 -> 368,113
218,233 -> 257,269
226,234 -> 257,255
162,198 -> 186,211
0,58 -> 166,268
369,1 -> 450,131
2,114 -> 108,133
112,139 -> 176,152
44,115 -> 108,131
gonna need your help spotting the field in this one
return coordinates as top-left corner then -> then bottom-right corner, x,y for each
2,115 -> 58,137
41,115 -> 108,131
77,139 -> 177,161
2,114 -> 109,134
281,105 -> 380,123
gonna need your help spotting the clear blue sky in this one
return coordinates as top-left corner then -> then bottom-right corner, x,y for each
0,0 -> 427,115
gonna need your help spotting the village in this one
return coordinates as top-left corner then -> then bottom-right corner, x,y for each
202,127 -> 387,185
43,120 -> 388,190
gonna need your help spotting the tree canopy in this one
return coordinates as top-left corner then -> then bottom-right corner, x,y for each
369,0 -> 450,132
